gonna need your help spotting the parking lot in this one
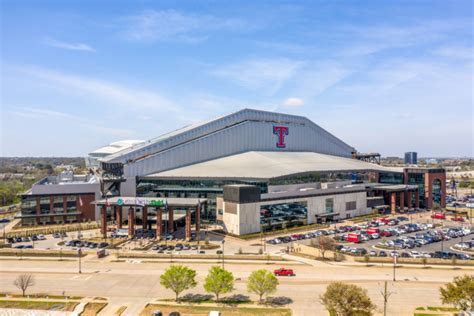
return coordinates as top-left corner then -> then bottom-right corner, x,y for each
4,209 -> 474,262
266,211 -> 473,260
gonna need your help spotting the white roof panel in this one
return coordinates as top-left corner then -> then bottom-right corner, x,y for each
144,151 -> 401,180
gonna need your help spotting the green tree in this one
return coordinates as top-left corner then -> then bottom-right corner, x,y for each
439,274 -> 474,312
247,269 -> 278,303
320,282 -> 376,316
203,266 -> 234,302
160,265 -> 197,301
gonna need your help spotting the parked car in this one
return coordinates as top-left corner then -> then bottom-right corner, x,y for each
431,212 -> 446,220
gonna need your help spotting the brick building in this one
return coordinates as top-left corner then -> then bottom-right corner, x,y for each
19,171 -> 101,226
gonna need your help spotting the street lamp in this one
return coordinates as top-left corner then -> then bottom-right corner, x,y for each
221,240 -> 225,269
392,245 -> 396,282
78,247 -> 82,274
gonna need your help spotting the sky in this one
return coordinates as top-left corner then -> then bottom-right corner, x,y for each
1,0 -> 473,158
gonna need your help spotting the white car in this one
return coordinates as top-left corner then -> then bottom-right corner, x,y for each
455,242 -> 470,249
410,251 -> 423,258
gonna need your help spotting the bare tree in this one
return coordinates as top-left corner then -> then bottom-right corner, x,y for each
317,236 -> 336,259
14,274 -> 35,297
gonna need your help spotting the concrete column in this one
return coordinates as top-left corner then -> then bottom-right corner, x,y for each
415,191 -> 420,209
168,208 -> 174,233
36,196 -> 41,224
390,192 -> 397,214
400,191 -> 405,210
156,208 -> 163,239
142,206 -> 148,230
185,208 -> 191,241
128,207 -> 135,237
63,196 -> 67,214
116,206 -> 122,228
100,205 -> 107,238
407,191 -> 413,209
195,204 -> 201,232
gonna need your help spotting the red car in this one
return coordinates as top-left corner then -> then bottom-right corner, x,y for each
451,216 -> 466,222
431,212 -> 446,219
380,231 -> 392,237
274,268 -> 295,276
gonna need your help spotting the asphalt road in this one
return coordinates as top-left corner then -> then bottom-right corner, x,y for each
0,256 -> 470,315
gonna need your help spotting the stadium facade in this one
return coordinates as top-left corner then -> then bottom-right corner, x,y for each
19,109 -> 446,236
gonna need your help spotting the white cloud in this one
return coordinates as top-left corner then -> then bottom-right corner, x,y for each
283,97 -> 304,107
432,45 -> 473,60
18,66 -> 181,112
44,38 -> 95,52
213,58 -> 304,94
9,107 -> 133,137
122,10 -> 246,42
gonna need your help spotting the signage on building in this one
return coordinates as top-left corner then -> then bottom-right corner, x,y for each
116,197 -> 164,207
273,126 -> 289,148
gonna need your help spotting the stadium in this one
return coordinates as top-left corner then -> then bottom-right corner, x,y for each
21,108 -> 446,237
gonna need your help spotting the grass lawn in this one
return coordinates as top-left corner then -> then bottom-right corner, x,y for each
0,300 -> 78,311
115,305 -> 127,315
79,302 -> 108,316
414,306 -> 459,316
140,304 -> 292,316
0,293 -> 82,300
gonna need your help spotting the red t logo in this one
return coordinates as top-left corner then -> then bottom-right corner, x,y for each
273,126 -> 289,148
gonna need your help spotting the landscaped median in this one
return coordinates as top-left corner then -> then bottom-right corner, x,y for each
0,298 -> 79,312
0,294 -> 108,315
414,306 -> 459,316
116,252 -> 286,262
0,248 -> 88,258
353,256 -> 474,266
217,223 -> 329,240
79,302 -> 108,316
140,303 -> 291,316
6,222 -> 100,238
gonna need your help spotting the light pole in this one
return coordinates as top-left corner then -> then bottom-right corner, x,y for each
78,248 -> 82,274
78,222 -> 82,274
392,246 -> 396,282
221,240 -> 225,269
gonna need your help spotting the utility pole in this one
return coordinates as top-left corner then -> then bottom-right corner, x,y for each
392,246 -> 396,282
78,222 -> 82,274
380,281 -> 393,316
221,240 -> 225,269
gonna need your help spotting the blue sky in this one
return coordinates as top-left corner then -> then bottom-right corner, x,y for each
1,0 -> 472,157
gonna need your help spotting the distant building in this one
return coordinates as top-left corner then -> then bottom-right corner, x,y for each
404,152 -> 418,165
85,140 -> 144,168
18,171 -> 101,226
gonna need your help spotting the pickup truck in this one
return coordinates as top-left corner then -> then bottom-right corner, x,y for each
274,268 -> 295,276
